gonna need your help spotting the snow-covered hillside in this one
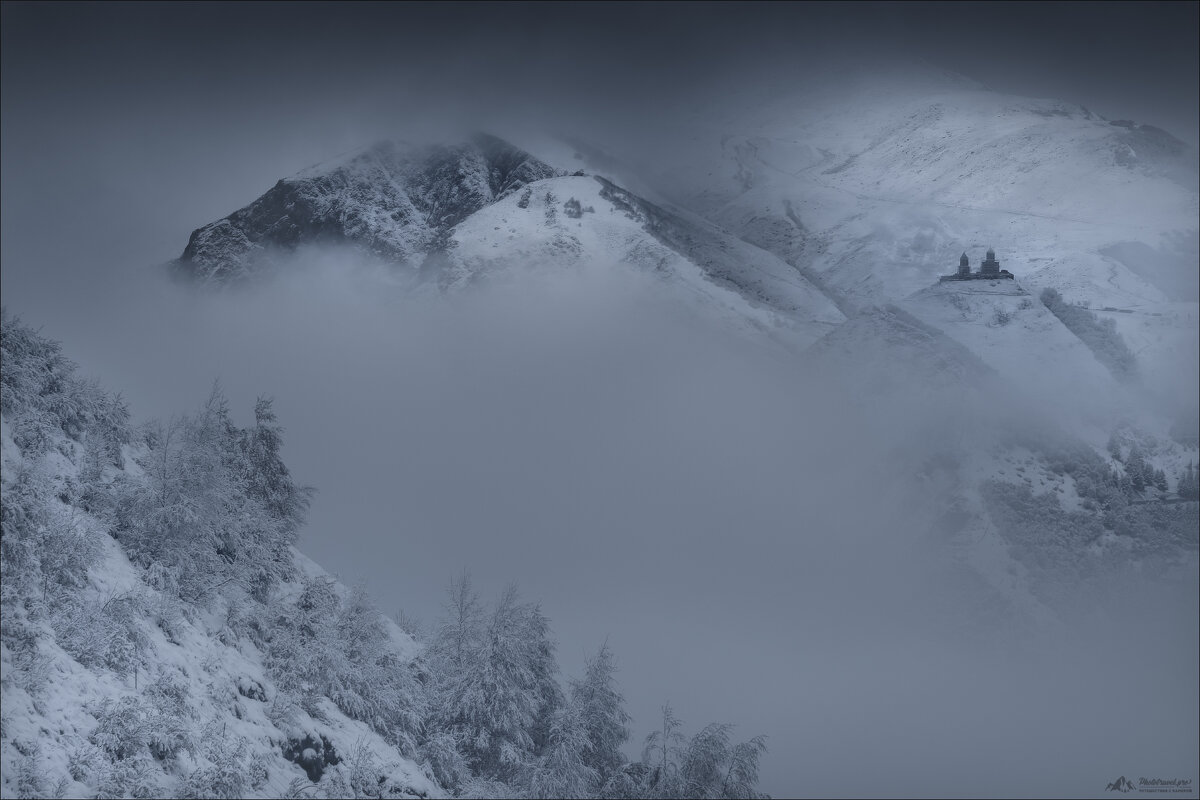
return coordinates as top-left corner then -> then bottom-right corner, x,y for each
169,136 -> 845,350
627,63 -> 1196,292
0,312 -> 777,800
578,61 -> 1197,398
0,316 -> 439,799
168,72 -> 1198,397
442,174 -> 843,349
900,278 -> 1119,411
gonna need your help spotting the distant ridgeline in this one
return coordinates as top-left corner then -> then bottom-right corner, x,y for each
940,249 -> 1014,282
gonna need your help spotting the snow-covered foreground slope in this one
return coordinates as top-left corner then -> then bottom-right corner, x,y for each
2,311 -> 788,800
0,316 -> 440,799
0,453 -> 438,798
0,417 -> 439,799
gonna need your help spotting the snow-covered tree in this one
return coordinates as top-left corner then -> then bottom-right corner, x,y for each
240,396 -> 313,534
570,642 -> 631,788
115,386 -> 305,605
1106,431 -> 1122,462
635,706 -> 769,799
1126,444 -> 1147,492
118,387 -> 243,602
677,723 -> 769,800
1179,462 -> 1199,500
331,586 -> 427,754
429,570 -> 485,674
263,575 -> 341,711
418,730 -> 473,794
642,703 -> 688,797
680,723 -> 734,798
261,577 -> 425,757
0,308 -> 130,462
716,736 -> 769,800
525,702 -> 597,799
419,572 -> 485,790
427,580 -> 563,784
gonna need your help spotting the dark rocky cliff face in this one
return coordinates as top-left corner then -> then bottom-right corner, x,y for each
174,134 -> 558,282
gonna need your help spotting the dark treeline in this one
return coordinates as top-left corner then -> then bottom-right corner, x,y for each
1039,288 -> 1138,382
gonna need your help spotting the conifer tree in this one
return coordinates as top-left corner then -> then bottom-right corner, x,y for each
1127,444 -> 1147,492
241,396 -> 313,531
570,642 -> 631,788
1107,432 -> 1122,462
1179,462 -> 1199,500
525,702 -> 598,799
428,581 -> 563,784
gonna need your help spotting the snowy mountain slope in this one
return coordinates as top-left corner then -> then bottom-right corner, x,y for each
0,314 -> 440,799
805,302 -> 995,396
929,426 -> 1197,631
150,73 -> 1197,637
696,86 -> 1194,307
592,63 -> 1198,396
0,413 -> 439,799
1,312 -> 786,800
168,136 -> 846,349
172,134 -> 559,283
899,278 -> 1120,410
441,174 -> 844,349
800,287 -> 1198,628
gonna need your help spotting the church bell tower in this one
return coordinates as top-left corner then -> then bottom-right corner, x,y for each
980,247 -> 1000,276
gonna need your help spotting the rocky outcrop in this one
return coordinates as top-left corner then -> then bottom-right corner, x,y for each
173,134 -> 558,283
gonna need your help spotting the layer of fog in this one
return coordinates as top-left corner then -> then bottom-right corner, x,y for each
8,248 -> 1195,797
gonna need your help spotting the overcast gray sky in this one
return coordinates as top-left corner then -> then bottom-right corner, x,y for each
2,2 -> 1196,277
2,3 -> 1197,796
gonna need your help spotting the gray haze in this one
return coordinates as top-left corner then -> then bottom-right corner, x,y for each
3,3 -> 1198,796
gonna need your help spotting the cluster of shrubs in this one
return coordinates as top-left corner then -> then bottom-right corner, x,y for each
563,197 -> 595,219
1029,428 -> 1184,510
984,425 -> 1199,606
984,474 -> 1197,607
980,481 -> 1103,587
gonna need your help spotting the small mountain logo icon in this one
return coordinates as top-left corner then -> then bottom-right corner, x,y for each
1106,776 -> 1136,792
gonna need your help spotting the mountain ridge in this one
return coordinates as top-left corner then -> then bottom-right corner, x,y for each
173,134 -> 561,283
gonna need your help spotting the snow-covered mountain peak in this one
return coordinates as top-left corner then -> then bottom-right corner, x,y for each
167,135 -> 849,348
438,173 -> 844,347
173,134 -> 560,283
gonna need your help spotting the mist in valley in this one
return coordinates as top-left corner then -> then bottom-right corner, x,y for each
2,3 -> 1197,797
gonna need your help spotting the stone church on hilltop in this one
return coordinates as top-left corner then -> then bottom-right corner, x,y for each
940,248 -> 1014,281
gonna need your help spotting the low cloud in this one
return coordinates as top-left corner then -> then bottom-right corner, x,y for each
8,247 -> 1193,796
